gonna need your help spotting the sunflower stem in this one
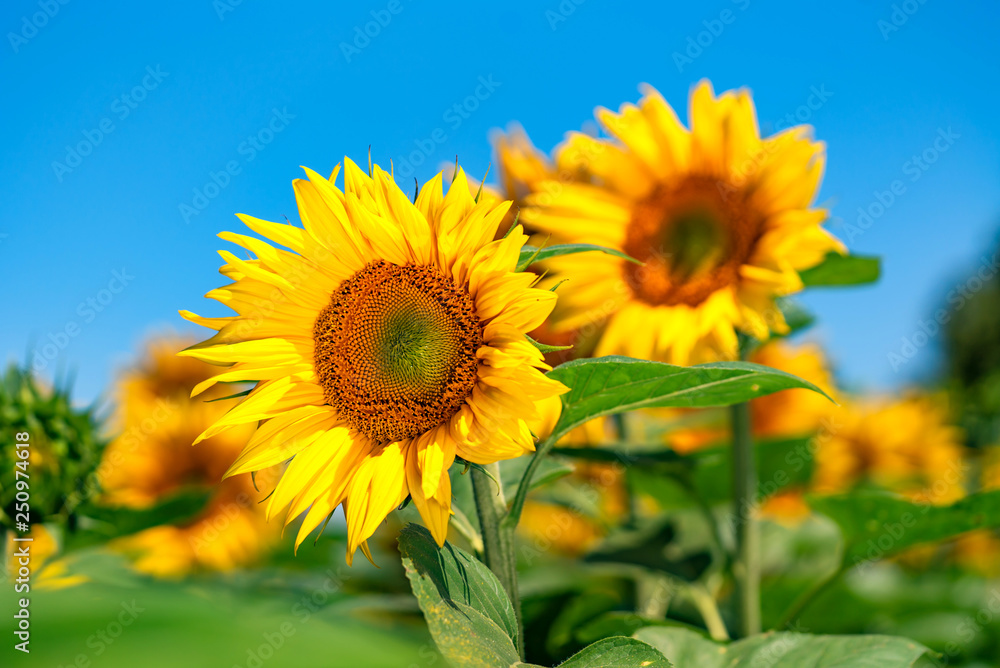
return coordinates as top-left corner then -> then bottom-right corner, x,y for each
730,400 -> 761,637
470,463 -> 524,659
503,434 -> 556,530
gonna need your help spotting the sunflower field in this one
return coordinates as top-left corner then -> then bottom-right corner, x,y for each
4,2 -> 1000,667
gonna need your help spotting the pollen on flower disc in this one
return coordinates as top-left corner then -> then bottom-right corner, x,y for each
313,260 -> 483,445
622,175 -> 764,307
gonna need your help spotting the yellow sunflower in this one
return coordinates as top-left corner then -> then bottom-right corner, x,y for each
493,124 -> 561,211
180,160 -> 567,563
812,394 -> 965,504
518,81 -> 844,364
100,337 -> 277,576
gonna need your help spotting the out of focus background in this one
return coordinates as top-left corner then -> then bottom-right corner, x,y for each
3,1 -> 1000,667
2,0 -> 999,399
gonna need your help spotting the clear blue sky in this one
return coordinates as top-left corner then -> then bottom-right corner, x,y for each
3,0 -> 998,402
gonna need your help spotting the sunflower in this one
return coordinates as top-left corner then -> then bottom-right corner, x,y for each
517,81 -> 844,364
100,337 -> 277,576
812,394 -> 965,504
493,124 -> 561,211
180,160 -> 567,563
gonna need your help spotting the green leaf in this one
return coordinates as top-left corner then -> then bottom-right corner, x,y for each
575,613 -> 706,647
584,518 -> 712,582
527,334 -> 573,354
398,524 -> 520,667
78,487 -> 213,541
546,357 -> 832,444
810,489 -> 1000,568
517,244 -> 640,272
799,252 -> 880,287
776,298 -> 815,336
635,627 -> 927,667
556,637 -> 671,667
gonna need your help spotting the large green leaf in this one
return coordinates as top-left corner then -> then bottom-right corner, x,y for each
635,627 -> 927,667
575,612 -> 706,647
399,524 -> 670,668
556,637 -> 672,667
517,244 -> 639,272
399,524 -> 520,667
809,489 -> 1000,567
546,357 -> 832,443
799,252 -> 881,287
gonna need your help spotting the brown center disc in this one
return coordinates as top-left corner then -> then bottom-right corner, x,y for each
313,260 -> 483,445
622,175 -> 764,307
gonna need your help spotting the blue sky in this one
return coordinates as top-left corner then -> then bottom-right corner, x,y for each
2,0 -> 998,402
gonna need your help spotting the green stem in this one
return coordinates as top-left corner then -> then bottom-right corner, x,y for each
503,434 -> 556,531
688,583 -> 730,641
470,463 -> 524,659
730,400 -> 761,637
777,564 -> 845,630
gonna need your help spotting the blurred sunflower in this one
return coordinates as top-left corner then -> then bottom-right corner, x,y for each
516,81 -> 843,364
100,337 -> 277,577
493,124 -> 561,213
181,160 -> 567,563
813,394 -> 965,504
951,448 -> 1000,576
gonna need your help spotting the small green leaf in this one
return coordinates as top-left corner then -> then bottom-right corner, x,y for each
810,489 -> 1000,568
635,627 -> 927,667
517,244 -> 640,272
527,334 -> 573,354
203,388 -> 253,403
799,252 -> 881,287
546,357 -> 832,444
557,636 -> 672,667
398,524 -> 519,667
776,299 -> 815,336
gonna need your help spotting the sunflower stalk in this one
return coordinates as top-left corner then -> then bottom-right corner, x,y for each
730,399 -> 761,637
470,463 -> 525,659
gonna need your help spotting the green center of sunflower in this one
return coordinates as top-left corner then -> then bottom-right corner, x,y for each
622,176 -> 763,307
313,260 -> 482,445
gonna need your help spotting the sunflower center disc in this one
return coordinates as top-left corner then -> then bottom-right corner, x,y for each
313,260 -> 482,445
622,176 -> 763,307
